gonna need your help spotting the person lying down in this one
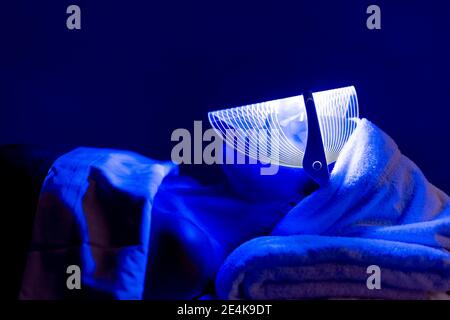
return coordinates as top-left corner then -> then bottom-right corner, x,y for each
15,119 -> 450,299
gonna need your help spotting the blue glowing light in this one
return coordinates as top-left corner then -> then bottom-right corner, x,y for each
208,86 -> 359,167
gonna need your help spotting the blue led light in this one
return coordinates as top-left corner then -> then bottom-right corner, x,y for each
208,86 -> 359,168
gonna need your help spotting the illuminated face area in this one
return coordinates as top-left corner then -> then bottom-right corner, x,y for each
209,86 -> 359,168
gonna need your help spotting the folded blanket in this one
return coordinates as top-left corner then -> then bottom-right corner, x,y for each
215,119 -> 450,299
20,119 -> 450,300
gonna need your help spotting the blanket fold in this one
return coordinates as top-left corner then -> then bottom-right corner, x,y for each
20,148 -> 175,299
216,119 -> 450,299
20,118 -> 450,300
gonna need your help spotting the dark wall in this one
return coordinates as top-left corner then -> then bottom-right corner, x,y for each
1,0 -> 449,192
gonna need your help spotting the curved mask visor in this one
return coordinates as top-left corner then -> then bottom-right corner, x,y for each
208,86 -> 359,184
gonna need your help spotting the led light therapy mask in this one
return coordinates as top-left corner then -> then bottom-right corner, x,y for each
208,86 -> 360,186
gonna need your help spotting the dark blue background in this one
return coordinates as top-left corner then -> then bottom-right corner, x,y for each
0,0 -> 449,192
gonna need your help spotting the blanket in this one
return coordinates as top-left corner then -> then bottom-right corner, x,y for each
20,119 -> 450,299
215,119 -> 450,299
20,148 -> 175,299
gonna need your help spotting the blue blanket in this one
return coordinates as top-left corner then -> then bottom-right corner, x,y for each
20,149 -> 176,299
20,119 -> 450,299
215,119 -> 450,299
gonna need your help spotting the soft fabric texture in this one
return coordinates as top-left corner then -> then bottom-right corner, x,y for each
142,164 -> 313,298
20,119 -> 450,299
215,118 -> 450,299
20,148 -> 175,299
19,147 -> 306,299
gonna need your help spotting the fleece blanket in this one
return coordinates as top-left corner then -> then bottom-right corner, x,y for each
19,146 -> 309,299
20,119 -> 450,299
215,119 -> 450,299
19,149 -> 176,299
